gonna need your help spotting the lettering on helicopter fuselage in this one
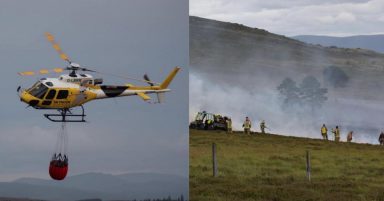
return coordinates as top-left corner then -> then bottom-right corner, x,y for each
53,100 -> 70,104
67,78 -> 82,83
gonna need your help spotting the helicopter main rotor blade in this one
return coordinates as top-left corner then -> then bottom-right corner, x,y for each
68,66 -> 97,73
93,70 -> 161,85
53,68 -> 65,73
45,32 -> 71,64
18,71 -> 35,76
18,67 -> 65,76
17,66 -> 96,76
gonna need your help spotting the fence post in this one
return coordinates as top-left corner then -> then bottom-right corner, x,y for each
306,150 -> 311,182
212,143 -> 217,177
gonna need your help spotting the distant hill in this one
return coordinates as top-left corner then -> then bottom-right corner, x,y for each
190,16 -> 384,99
0,172 -> 187,201
293,35 -> 384,53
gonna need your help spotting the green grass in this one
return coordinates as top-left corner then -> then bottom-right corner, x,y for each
190,129 -> 384,201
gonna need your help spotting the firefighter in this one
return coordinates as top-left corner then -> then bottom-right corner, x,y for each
332,126 -> 340,142
205,119 -> 213,130
347,131 -> 353,142
321,124 -> 328,140
242,117 -> 251,135
379,132 -> 384,145
204,119 -> 209,130
226,118 -> 232,134
260,120 -> 267,134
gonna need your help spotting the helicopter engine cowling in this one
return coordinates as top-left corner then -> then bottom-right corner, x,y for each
59,74 -> 94,85
94,78 -> 103,85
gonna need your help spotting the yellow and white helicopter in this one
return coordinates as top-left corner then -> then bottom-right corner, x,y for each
17,32 -> 180,122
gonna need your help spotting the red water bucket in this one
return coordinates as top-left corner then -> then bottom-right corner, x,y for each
49,160 -> 68,180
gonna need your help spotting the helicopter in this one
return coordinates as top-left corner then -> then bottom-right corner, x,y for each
17,32 -> 180,122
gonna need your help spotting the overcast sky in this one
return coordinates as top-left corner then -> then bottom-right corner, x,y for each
190,0 -> 384,36
0,0 -> 188,181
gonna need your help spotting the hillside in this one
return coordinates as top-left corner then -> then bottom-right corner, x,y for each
189,16 -> 384,142
293,35 -> 384,54
0,172 -> 187,201
190,129 -> 384,201
190,16 -> 384,99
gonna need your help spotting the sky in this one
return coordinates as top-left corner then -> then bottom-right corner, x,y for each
0,0 -> 188,181
190,0 -> 384,36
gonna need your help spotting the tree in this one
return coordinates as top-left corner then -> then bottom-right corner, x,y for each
299,76 -> 328,111
277,78 -> 301,109
323,66 -> 349,88
277,76 -> 328,113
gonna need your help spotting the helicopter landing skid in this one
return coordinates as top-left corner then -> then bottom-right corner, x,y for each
44,106 -> 86,123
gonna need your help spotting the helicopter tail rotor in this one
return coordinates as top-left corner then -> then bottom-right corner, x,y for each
143,74 -> 155,86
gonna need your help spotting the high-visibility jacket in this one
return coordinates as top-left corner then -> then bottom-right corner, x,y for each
321,126 -> 327,134
334,128 -> 340,137
243,120 -> 251,129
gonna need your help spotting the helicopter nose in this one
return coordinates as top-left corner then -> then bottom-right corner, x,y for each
19,91 -> 39,107
20,96 -> 27,103
19,92 -> 27,102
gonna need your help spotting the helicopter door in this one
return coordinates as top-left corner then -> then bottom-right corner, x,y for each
55,90 -> 70,108
42,89 -> 57,106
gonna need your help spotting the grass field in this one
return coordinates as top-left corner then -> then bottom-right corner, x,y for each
190,129 -> 384,201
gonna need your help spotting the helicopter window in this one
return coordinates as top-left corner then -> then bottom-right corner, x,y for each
29,83 -> 48,99
80,74 -> 87,77
56,90 -> 69,99
45,89 -> 56,100
45,82 -> 53,87
27,82 -> 40,93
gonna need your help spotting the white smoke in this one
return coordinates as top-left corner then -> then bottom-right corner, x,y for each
190,71 -> 384,144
